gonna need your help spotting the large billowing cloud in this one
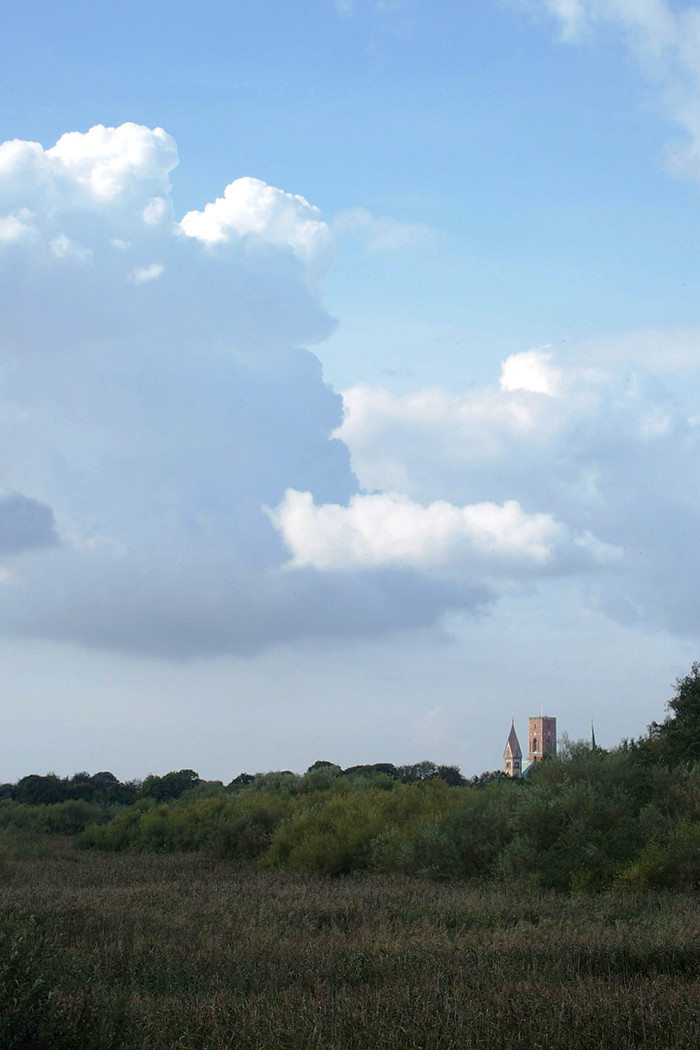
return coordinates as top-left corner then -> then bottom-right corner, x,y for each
0,123 -> 625,657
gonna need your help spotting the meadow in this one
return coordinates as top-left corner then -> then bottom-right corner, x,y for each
1,835 -> 699,1050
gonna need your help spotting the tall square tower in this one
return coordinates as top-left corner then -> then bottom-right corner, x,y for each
528,715 -> 556,763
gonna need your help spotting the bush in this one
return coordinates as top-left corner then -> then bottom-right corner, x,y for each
616,820 -> 700,890
213,808 -> 280,861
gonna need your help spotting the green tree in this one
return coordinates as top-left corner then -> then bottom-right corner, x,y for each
14,773 -> 64,805
141,769 -> 200,801
648,662 -> 700,764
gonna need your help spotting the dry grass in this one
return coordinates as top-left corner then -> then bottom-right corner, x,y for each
1,838 -> 699,1049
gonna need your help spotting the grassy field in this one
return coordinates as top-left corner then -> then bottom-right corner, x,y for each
1,835 -> 699,1049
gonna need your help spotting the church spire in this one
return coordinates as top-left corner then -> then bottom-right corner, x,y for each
503,718 -> 522,777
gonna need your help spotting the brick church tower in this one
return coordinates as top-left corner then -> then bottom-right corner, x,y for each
528,714 -> 556,763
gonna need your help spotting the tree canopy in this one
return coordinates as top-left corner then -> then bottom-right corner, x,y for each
647,662 -> 700,764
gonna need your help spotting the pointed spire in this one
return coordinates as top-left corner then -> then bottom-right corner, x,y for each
590,718 -> 597,751
504,721 -> 522,758
503,718 -> 523,777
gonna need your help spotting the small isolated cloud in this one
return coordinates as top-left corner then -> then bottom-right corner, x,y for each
128,263 -> 164,284
334,207 -> 436,253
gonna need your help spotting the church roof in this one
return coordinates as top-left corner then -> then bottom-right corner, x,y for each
504,721 -> 522,758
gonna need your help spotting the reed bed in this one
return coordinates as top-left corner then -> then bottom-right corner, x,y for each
1,838 -> 698,1049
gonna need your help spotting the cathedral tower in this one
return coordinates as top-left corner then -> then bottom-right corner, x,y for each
528,714 -> 556,763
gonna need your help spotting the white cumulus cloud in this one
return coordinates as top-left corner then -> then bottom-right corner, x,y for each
336,338 -> 700,640
500,348 -> 563,396
269,488 -> 619,575
45,123 -> 178,204
180,176 -> 333,277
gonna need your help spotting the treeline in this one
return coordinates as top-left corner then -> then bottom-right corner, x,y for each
2,663 -> 700,891
0,761 -> 474,841
0,767 -> 203,807
0,760 -> 471,808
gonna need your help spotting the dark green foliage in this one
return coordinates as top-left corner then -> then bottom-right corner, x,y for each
339,762 -> 400,782
0,914 -> 73,1049
140,768 -> 200,801
646,662 -> 700,764
498,748 -> 649,890
0,799 -> 108,837
248,770 -> 301,792
0,912 -> 129,1050
88,771 -> 139,806
14,773 -> 64,805
396,760 -> 441,782
435,763 -> 467,786
212,807 -> 280,861
5,770 -> 138,807
300,760 -> 342,791
63,740 -> 692,890
468,769 -> 511,786
59,742 -> 698,890
229,772 -> 257,786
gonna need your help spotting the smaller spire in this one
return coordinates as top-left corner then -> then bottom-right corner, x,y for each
590,718 -> 597,751
504,722 -> 522,759
503,718 -> 523,777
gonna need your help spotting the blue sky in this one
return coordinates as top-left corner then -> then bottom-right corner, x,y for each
1,0 -> 700,781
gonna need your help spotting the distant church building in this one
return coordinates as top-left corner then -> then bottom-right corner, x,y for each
503,714 -> 557,777
503,720 -> 522,778
528,714 -> 556,763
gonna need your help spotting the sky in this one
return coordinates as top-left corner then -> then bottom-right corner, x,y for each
2,0 -> 700,782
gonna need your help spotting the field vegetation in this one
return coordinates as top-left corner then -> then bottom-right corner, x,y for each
1,841 -> 699,1049
1,664 -> 700,1046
